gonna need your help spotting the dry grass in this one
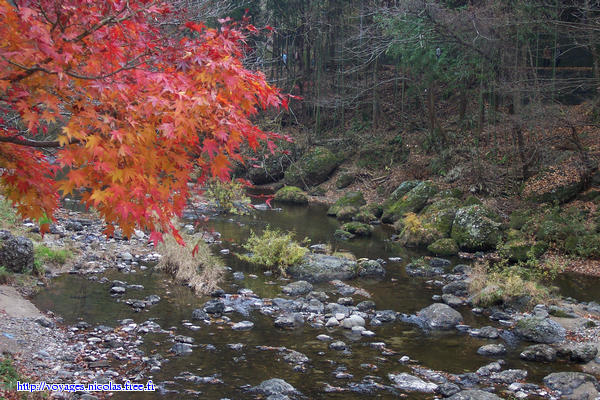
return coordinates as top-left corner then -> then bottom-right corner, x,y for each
156,234 -> 224,295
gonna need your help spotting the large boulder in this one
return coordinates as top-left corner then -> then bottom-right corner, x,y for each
327,191 -> 366,216
543,372 -> 600,400
247,154 -> 293,185
451,205 -> 501,251
274,186 -> 308,205
417,303 -> 463,330
287,253 -> 357,282
382,181 -> 438,223
284,147 -> 340,188
514,317 -> 566,344
0,230 -> 34,273
428,238 -> 459,256
395,213 -> 444,247
420,197 -> 461,236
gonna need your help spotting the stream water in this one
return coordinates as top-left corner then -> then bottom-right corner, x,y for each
32,202 -> 600,399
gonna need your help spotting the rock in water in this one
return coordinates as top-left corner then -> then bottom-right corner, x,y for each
250,378 -> 301,397
417,303 -> 463,330
543,372 -> 600,399
388,373 -> 438,393
514,317 -> 566,344
281,281 -> 313,296
447,390 -> 503,400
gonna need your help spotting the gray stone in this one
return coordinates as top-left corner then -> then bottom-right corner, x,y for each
477,326 -> 500,339
250,378 -> 300,397
274,313 -> 304,329
329,341 -> 347,351
417,303 -> 463,330
281,281 -> 313,296
170,343 -> 193,356
341,315 -> 365,329
477,344 -> 506,356
388,373 -> 438,393
287,253 -> 357,282
557,343 -> 598,363
476,362 -> 502,376
490,369 -> 528,384
110,286 -> 126,294
520,344 -> 557,362
543,372 -> 600,399
356,300 -> 376,311
0,230 -> 34,273
447,390 -> 503,400
357,259 -> 386,277
192,308 -> 209,321
443,281 -> 469,297
442,294 -> 464,307
203,299 -> 225,314
514,317 -> 566,344
232,321 -> 254,331
451,205 -> 501,251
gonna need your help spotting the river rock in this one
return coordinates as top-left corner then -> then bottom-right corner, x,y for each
170,343 -> 193,356
442,294 -> 464,307
388,373 -> 438,393
543,372 -> 600,399
439,383 -> 461,397
443,281 -> 469,297
357,259 -> 386,278
417,303 -> 463,330
203,299 -> 225,314
192,308 -> 209,321
341,315 -> 365,329
490,369 -> 527,384
447,390 -> 503,400
329,341 -> 347,351
557,343 -> 598,363
520,344 -> 557,362
110,286 -> 126,294
325,317 -> 339,327
250,378 -> 301,397
514,317 -> 566,343
357,300 -> 376,311
274,313 -> 304,329
476,361 -> 502,376
287,253 -> 357,282
477,326 -> 500,339
232,321 -> 254,331
282,281 -> 313,296
405,262 -> 444,277
0,230 -> 34,273
477,344 -> 506,356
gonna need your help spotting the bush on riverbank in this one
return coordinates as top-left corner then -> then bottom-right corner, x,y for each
33,245 -> 72,274
157,234 -> 224,294
204,179 -> 251,215
469,256 -> 564,308
239,227 -> 309,275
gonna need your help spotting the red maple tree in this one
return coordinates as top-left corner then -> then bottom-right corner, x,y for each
0,0 -> 287,243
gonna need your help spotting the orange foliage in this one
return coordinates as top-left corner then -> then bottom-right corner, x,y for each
0,0 -> 288,242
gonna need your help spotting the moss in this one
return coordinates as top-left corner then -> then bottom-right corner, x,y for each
354,210 -> 376,223
274,186 -> 309,204
341,222 -> 373,237
427,238 -> 459,256
362,203 -> 383,218
327,191 -> 366,216
381,181 -> 438,223
284,147 -> 340,187
421,197 -> 461,236
397,213 -> 444,247
334,229 -> 354,240
509,209 -> 532,230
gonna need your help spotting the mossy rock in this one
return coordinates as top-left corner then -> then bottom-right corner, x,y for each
354,210 -> 376,223
284,147 -> 341,188
388,180 -> 422,201
341,222 -> 373,237
309,186 -> 326,197
334,229 -> 355,240
336,173 -> 356,189
381,181 -> 438,223
421,198 -> 461,236
427,238 -> 459,256
436,188 -> 463,199
362,203 -> 383,219
274,186 -> 308,205
336,206 -> 358,222
451,205 -> 502,251
395,213 -> 444,247
327,191 -> 366,216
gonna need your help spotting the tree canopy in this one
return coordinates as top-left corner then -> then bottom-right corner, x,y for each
0,0 -> 287,243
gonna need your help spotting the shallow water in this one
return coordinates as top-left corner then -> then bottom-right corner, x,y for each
33,203 -> 600,399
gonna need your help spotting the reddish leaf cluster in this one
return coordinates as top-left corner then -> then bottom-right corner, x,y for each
0,0 -> 287,242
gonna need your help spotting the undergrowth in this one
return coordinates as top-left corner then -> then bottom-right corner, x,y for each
156,233 -> 224,295
238,227 -> 309,275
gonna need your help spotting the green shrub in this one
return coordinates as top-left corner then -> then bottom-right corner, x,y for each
205,179 -> 251,214
238,227 -> 309,275
33,245 -> 72,275
0,197 -> 18,230
575,234 -> 600,258
0,356 -> 22,392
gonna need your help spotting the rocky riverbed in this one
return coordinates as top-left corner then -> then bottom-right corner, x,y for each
2,204 -> 600,399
